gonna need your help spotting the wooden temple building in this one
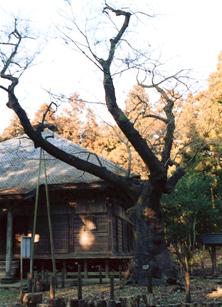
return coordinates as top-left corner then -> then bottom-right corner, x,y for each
0,130 -> 134,283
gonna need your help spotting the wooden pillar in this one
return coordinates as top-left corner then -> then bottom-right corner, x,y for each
107,200 -> 113,252
5,210 -> 13,278
62,260 -> 67,280
211,245 -> 217,275
105,259 -> 109,279
84,259 -> 88,279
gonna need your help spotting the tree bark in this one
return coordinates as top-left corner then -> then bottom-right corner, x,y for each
132,184 -> 174,285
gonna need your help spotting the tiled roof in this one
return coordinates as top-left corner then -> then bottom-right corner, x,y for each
0,130 -> 128,194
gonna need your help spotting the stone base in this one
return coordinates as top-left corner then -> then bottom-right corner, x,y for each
1,275 -> 17,284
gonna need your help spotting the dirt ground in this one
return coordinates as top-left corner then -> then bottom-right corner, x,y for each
1,276 -> 222,305
50,277 -> 222,305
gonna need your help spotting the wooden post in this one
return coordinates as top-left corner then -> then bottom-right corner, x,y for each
99,265 -> 103,284
27,272 -> 33,293
84,259 -> 88,279
77,264 -> 82,300
110,272 -> 114,300
33,270 -> 38,293
45,270 -> 49,289
107,202 -> 113,252
5,210 -> 13,278
49,275 -> 56,304
105,259 -> 109,279
41,262 -> 45,281
62,261 -> 67,280
118,265 -> 122,280
211,245 -> 217,275
147,269 -> 153,294
61,266 -> 65,289
20,244 -> 23,292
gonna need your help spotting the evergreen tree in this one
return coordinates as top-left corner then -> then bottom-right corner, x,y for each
162,171 -> 221,302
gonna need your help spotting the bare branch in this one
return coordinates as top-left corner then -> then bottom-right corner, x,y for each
69,19 -> 102,64
138,67 -> 191,169
1,19 -> 22,77
97,6 -> 166,183
144,114 -> 168,124
61,30 -> 103,71
103,4 -> 131,65
0,84 -> 8,92
140,79 -> 175,168
45,90 -> 106,106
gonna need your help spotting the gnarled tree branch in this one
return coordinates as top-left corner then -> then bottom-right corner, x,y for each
98,5 -> 166,184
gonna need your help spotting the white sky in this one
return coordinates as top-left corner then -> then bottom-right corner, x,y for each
0,0 -> 222,132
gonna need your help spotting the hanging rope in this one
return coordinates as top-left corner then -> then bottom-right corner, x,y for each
42,150 -> 56,277
30,146 -> 56,279
30,148 -> 43,276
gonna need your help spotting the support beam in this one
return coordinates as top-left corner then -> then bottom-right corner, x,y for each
105,259 -> 109,279
107,201 -> 113,252
5,210 -> 13,276
84,259 -> 88,279
2,210 -> 14,283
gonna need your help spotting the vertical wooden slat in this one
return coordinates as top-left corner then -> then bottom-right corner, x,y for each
106,198 -> 113,252
69,209 -> 74,253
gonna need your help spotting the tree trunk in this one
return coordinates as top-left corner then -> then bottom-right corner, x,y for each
184,270 -> 191,303
132,186 -> 174,285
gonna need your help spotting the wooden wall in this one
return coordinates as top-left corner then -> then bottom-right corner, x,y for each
112,210 -> 134,255
33,192 -> 112,257
4,187 -> 134,259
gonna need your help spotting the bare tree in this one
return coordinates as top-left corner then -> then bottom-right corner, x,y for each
0,6 -> 187,284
